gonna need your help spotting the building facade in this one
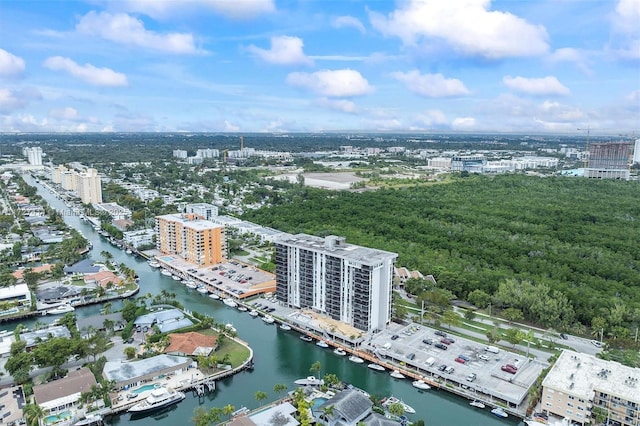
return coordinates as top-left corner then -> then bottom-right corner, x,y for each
185,203 -> 219,220
155,213 -> 226,265
585,142 -> 632,180
23,147 -> 43,166
274,234 -> 397,332
542,350 -> 640,426
76,168 -> 102,204
633,139 -> 640,164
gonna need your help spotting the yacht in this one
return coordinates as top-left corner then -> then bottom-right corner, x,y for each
237,305 -> 248,312
127,387 -> 185,414
279,323 -> 291,330
209,293 -> 220,300
196,287 -> 208,294
367,363 -> 385,372
333,348 -> 347,356
348,355 -> 364,364
261,315 -> 275,324
491,407 -> 509,418
315,340 -> 329,348
249,310 -> 259,317
47,304 -> 75,315
224,324 -> 236,333
390,370 -> 406,379
300,335 -> 313,342
160,269 -> 172,276
223,298 -> 238,308
171,275 -> 181,281
470,400 -> 486,409
294,376 -> 324,386
148,261 -> 160,268
381,396 -> 416,414
412,380 -> 431,390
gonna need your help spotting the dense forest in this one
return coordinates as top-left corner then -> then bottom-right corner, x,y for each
243,174 -> 640,334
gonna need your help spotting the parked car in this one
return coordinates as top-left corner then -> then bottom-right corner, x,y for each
590,340 -> 603,348
434,330 -> 447,337
440,338 -> 454,345
466,373 -> 477,382
407,353 -> 416,360
438,364 -> 447,371
422,338 -> 433,345
478,354 -> 489,361
455,357 -> 467,364
560,333 -> 568,340
445,366 -> 455,374
434,343 -> 448,350
391,334 -> 399,340
501,365 -> 517,374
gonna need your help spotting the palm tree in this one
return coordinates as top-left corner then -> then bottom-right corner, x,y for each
387,402 -> 406,418
23,403 -> 44,426
321,404 -> 335,422
255,390 -> 268,406
222,404 -> 235,418
273,383 -> 287,395
309,361 -> 322,377
101,302 -> 112,315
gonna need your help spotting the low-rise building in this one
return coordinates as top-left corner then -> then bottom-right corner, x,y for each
0,284 -> 32,316
20,326 -> 71,350
542,350 -> 640,425
134,308 -> 194,333
94,203 -> 132,220
123,228 -> 155,248
164,332 -> 218,356
33,368 -> 98,419
103,354 -> 193,390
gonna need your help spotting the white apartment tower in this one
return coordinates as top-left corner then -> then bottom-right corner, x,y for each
172,150 -> 188,159
633,139 -> 640,164
274,234 -> 397,332
185,203 -> 218,220
77,168 -> 102,204
24,147 -> 43,166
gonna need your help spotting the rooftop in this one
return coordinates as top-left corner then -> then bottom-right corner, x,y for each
21,325 -> 71,347
164,331 -> 217,356
33,368 -> 96,408
103,354 -> 191,384
63,259 -> 100,274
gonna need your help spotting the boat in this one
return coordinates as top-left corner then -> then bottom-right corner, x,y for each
316,340 -> 329,348
148,261 -> 160,268
171,275 -> 181,281
348,355 -> 364,364
491,407 -> 509,418
47,304 -> 75,315
196,287 -> 208,294
412,380 -> 431,390
224,323 -> 236,333
300,335 -> 313,342
262,315 -> 275,324
231,407 -> 249,417
470,400 -> 486,409
223,298 -> 238,308
390,370 -> 406,379
333,348 -> 347,356
127,387 -> 185,414
381,396 -> 416,414
72,414 -> 103,426
237,305 -> 248,312
294,376 -> 324,386
160,269 -> 172,276
125,249 -> 132,254
368,363 -> 385,372
249,310 -> 259,317
185,281 -> 198,289
209,293 -> 220,300
279,323 -> 291,330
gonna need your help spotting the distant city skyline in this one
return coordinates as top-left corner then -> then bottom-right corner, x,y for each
0,0 -> 638,134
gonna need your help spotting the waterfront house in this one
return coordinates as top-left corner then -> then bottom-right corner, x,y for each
164,332 -> 218,356
314,388 -> 399,426
103,354 -> 193,391
133,308 -> 193,333
33,367 -> 98,419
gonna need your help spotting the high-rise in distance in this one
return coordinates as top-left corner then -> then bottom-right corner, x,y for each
155,213 -> 226,266
274,234 -> 398,332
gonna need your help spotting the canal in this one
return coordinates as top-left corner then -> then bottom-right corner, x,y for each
19,175 -> 523,426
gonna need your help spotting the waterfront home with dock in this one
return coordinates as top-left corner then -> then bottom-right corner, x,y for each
103,354 -> 194,392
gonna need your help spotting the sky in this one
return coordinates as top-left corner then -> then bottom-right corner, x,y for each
0,0 -> 638,134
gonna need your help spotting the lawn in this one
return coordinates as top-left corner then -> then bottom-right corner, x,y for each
199,329 -> 251,368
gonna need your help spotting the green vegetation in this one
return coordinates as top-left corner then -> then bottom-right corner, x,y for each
244,174 -> 640,338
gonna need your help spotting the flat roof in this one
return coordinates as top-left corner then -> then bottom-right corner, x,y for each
21,325 -> 71,346
0,284 -> 30,299
103,354 -> 191,383
276,234 -> 397,265
156,213 -> 222,231
543,350 -> 640,403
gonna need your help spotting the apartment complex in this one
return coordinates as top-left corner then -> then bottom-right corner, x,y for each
185,203 -> 218,220
542,350 -> 640,426
51,165 -> 102,204
274,234 -> 397,332
585,142 -> 632,180
155,213 -> 226,266
23,147 -> 43,166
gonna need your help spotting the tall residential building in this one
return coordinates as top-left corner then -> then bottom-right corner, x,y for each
451,155 -> 486,172
172,150 -> 188,159
155,214 -> 226,266
76,168 -> 102,204
542,350 -> 640,426
24,147 -> 43,166
585,142 -> 632,180
633,139 -> 640,164
274,234 -> 397,332
185,203 -> 218,220
196,148 -> 220,158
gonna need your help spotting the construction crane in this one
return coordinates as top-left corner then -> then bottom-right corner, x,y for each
577,127 -> 591,169
222,149 -> 229,163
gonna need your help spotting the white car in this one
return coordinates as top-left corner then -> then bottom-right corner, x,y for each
478,354 -> 489,361
590,340 -> 603,348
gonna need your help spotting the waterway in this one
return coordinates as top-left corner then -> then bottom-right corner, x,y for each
19,175 -> 524,426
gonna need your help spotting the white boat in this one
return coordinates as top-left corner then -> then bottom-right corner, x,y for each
160,269 -> 172,276
127,387 -> 185,414
316,340 -> 329,348
209,293 -> 220,300
249,310 -> 259,317
148,261 -> 160,268
348,355 -> 364,364
197,287 -> 208,294
262,315 -> 275,324
491,407 -> 509,418
368,363 -> 385,372
223,298 -> 238,308
47,304 -> 75,315
237,305 -> 248,312
382,396 -> 416,414
185,282 -> 198,289
72,414 -> 102,426
125,249 -> 132,254
333,348 -> 347,356
470,400 -> 486,409
412,380 -> 431,390
171,275 -> 181,281
294,376 -> 324,386
279,323 -> 291,330
300,335 -> 313,342
224,323 -> 236,333
390,370 -> 406,379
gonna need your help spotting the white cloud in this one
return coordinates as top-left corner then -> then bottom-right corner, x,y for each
412,109 -> 448,127
391,70 -> 470,97
76,11 -> 199,54
503,76 -> 570,96
286,69 -> 373,97
118,0 -> 275,20
49,107 -> 79,121
0,49 -> 26,78
611,0 -> 640,60
247,36 -> 313,66
0,87 -> 42,113
452,117 -> 476,129
548,48 -> 592,74
369,0 -> 548,58
44,56 -> 128,87
315,98 -> 357,113
224,120 -> 240,132
332,16 -> 366,34
539,101 -> 585,121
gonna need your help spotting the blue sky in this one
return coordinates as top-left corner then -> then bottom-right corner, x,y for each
0,0 -> 638,134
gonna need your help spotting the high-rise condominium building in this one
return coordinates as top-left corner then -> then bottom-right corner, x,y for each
542,350 -> 640,426
585,142 -> 632,180
633,139 -> 640,164
274,234 -> 398,332
172,150 -> 188,159
155,214 -> 226,266
24,147 -> 43,166
185,203 -> 218,220
76,168 -> 102,204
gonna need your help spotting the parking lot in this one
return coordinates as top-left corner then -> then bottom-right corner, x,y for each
365,322 -> 547,407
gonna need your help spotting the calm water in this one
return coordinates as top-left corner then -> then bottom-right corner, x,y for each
20,175 -> 523,426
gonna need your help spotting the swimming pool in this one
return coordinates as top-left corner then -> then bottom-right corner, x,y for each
44,410 -> 71,425
158,256 -> 174,262
312,398 -> 328,410
132,383 -> 157,395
